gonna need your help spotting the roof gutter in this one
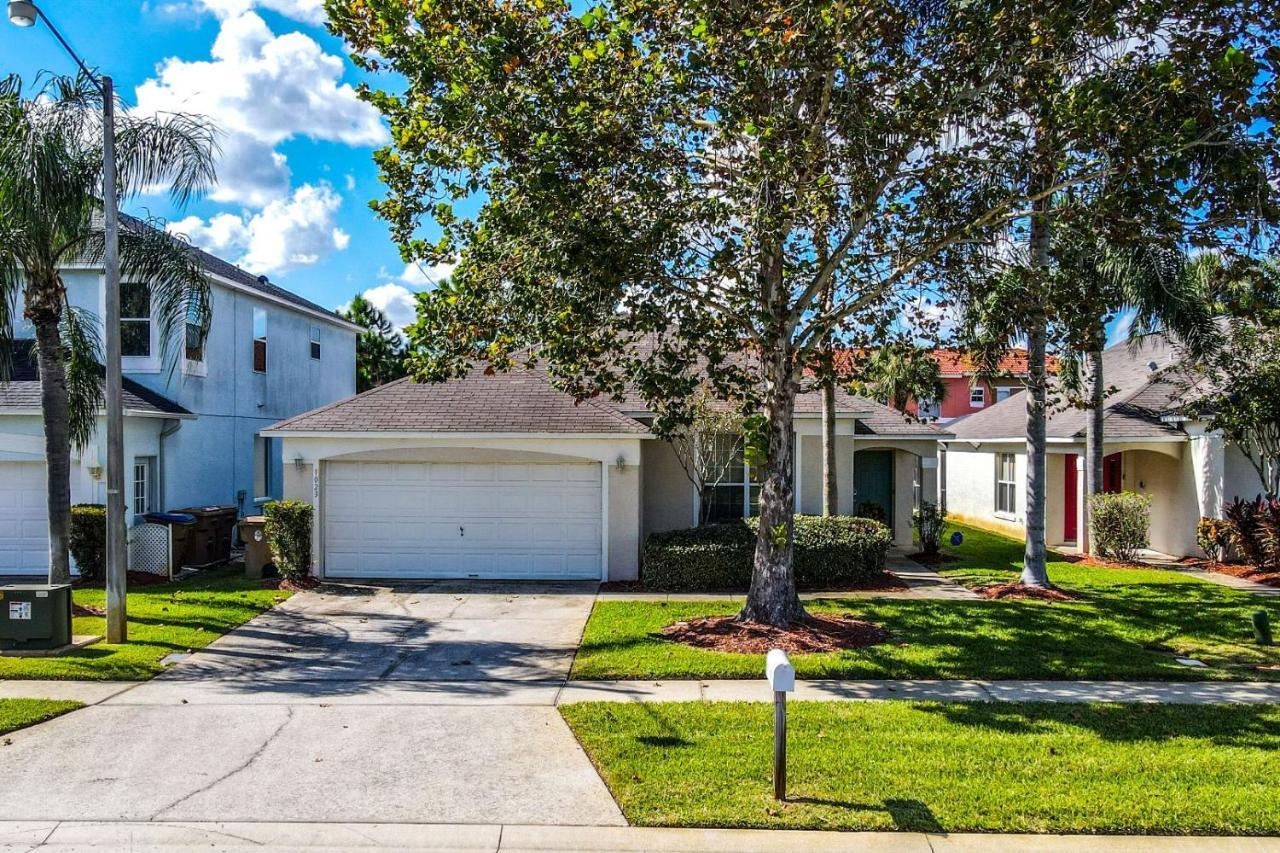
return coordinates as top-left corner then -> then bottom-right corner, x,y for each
260,429 -> 656,440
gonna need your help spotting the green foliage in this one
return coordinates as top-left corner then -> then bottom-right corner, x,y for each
263,500 -> 313,581
641,516 -> 890,591
1089,492 -> 1152,562
849,343 -> 945,415
913,501 -> 948,556
0,700 -> 82,736
1223,496 -> 1280,568
67,504 -> 105,584
340,293 -> 407,392
1197,517 -> 1233,563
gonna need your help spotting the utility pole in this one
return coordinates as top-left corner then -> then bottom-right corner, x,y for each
9,0 -> 127,640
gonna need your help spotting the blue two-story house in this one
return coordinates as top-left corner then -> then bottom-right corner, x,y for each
0,222 -> 359,575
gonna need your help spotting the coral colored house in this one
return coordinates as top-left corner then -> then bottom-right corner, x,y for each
906,350 -> 1040,422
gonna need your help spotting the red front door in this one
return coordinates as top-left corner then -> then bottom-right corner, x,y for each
1103,453 -> 1123,493
1064,453 -> 1078,542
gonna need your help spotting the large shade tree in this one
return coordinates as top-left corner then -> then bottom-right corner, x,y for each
0,74 -> 216,583
330,0 -> 1277,622
948,2 -> 1277,585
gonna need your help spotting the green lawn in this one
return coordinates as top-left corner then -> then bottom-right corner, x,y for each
562,700 -> 1280,834
0,698 -> 82,734
0,569 -> 290,681
571,524 -> 1280,681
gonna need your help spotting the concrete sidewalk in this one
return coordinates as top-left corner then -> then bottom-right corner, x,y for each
4,677 -> 1278,707
2,821 -> 1278,852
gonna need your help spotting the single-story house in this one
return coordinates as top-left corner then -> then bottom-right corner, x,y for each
941,333 -> 1265,558
264,365 -> 950,581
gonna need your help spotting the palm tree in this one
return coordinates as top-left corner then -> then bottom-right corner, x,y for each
0,73 -> 216,584
1059,236 -> 1218,553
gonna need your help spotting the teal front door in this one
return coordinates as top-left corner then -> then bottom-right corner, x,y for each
853,450 -> 894,527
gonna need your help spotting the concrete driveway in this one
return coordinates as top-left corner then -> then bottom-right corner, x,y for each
0,582 -> 625,827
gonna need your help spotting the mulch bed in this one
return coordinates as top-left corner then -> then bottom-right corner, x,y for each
72,603 -> 105,617
974,582 -> 1079,602
1182,558 -> 1280,589
660,613 -> 890,654
907,551 -> 957,566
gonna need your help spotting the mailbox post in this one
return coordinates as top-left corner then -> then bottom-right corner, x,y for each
766,648 -> 796,800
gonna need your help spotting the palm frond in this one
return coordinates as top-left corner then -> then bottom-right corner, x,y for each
57,306 -> 104,452
114,111 -> 219,206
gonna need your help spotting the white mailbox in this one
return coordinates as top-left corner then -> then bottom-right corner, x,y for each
766,648 -> 795,692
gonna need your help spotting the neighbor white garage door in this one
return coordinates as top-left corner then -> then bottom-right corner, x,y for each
0,462 -> 49,575
323,461 -> 602,579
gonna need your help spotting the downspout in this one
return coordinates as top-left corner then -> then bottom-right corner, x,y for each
159,418 -> 182,511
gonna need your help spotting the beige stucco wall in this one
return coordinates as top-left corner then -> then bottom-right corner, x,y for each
1224,443 -> 1267,503
943,444 -> 1027,539
1124,447 -> 1199,557
642,439 -> 695,538
891,449 -> 915,546
1045,452 -> 1067,546
609,464 -> 642,581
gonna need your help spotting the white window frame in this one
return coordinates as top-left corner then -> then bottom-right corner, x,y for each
697,434 -> 761,524
917,398 -> 941,420
309,325 -> 321,360
995,452 -> 1017,517
995,385 -> 1014,403
253,435 -> 274,503
132,456 -> 155,517
252,308 -> 268,374
118,280 -> 160,372
969,385 -> 986,407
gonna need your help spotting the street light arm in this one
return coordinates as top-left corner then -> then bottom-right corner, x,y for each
30,6 -> 105,95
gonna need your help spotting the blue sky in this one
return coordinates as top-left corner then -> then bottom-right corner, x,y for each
1,0 -> 440,326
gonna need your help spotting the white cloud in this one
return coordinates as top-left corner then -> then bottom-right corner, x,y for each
344,173 -> 356,191
355,283 -> 420,331
1108,309 -> 1138,346
190,0 -> 327,25
398,261 -> 455,287
169,182 -> 349,275
135,11 -> 385,205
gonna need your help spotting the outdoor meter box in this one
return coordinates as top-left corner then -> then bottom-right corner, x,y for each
0,584 -> 72,651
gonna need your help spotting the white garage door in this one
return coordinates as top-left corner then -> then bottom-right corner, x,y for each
323,461 -> 602,580
0,462 -> 49,575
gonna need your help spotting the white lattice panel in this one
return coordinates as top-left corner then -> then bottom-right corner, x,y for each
128,523 -> 171,577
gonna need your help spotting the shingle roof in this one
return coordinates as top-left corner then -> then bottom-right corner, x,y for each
948,334 -> 1189,442
268,364 -> 651,434
1,341 -> 190,417
268,359 -> 948,440
123,213 -> 355,328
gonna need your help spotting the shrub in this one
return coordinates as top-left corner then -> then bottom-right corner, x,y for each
1197,517 -> 1234,563
855,501 -> 887,523
68,503 -> 106,583
1089,491 -> 1152,562
641,515 -> 892,591
913,501 -> 948,556
1225,495 -> 1280,568
263,500 -> 313,581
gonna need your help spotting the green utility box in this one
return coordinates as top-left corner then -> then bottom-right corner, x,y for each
0,584 -> 73,651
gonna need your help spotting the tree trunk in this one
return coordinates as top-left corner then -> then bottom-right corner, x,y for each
1082,337 -> 1105,554
822,373 -> 837,517
1022,317 -> 1050,586
33,316 -> 74,586
740,346 -> 806,627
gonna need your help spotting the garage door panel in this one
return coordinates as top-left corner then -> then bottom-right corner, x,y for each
0,462 -> 49,575
324,460 -> 602,580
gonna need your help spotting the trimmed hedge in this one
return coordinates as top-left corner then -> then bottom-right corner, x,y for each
264,500 -> 313,581
68,504 -> 107,584
1089,491 -> 1152,561
641,515 -> 892,591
